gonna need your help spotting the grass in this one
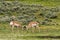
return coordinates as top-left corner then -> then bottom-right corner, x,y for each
3,0 -> 60,7
0,23 -> 60,40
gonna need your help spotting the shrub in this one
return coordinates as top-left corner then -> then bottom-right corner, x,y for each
50,7 -> 59,12
41,21 -> 47,25
44,18 -> 52,22
0,16 -> 11,23
49,15 -> 57,19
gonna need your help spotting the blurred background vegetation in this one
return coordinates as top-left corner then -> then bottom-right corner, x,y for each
0,0 -> 60,26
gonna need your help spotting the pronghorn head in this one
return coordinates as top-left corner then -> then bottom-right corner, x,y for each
12,16 -> 16,19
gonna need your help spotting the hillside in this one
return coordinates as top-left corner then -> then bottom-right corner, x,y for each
0,1 -> 60,25
0,1 -> 60,40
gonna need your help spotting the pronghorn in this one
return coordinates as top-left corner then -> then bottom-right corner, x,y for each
26,21 -> 40,32
10,20 -> 22,31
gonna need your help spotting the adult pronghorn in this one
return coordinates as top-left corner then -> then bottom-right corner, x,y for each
10,16 -> 22,31
10,20 -> 22,31
26,21 -> 40,32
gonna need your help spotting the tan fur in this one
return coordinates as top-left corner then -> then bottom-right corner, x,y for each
10,21 -> 22,31
26,21 -> 40,32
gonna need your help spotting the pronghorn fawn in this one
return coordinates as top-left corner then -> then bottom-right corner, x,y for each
10,20 -> 22,32
26,21 -> 40,32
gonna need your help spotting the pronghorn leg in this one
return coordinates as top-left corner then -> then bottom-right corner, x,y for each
36,26 -> 40,32
17,26 -> 20,32
12,25 -> 14,32
22,27 -> 23,30
22,26 -> 23,30
31,26 -> 35,32
26,27 -> 29,32
26,27 -> 28,31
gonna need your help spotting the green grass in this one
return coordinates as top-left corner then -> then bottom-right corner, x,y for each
2,0 -> 60,7
15,1 -> 60,7
0,23 -> 60,40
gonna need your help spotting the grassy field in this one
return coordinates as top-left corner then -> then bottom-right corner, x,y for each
0,23 -> 60,40
0,0 -> 60,40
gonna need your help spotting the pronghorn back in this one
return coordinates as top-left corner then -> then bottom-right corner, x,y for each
28,21 -> 39,28
26,21 -> 40,32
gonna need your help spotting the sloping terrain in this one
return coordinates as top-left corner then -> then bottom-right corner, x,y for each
0,1 -> 60,25
0,1 -> 60,40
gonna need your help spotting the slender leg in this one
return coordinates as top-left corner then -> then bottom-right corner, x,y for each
26,26 -> 29,32
21,26 -> 24,30
36,26 -> 40,32
32,27 -> 34,32
17,26 -> 20,32
12,25 -> 14,32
